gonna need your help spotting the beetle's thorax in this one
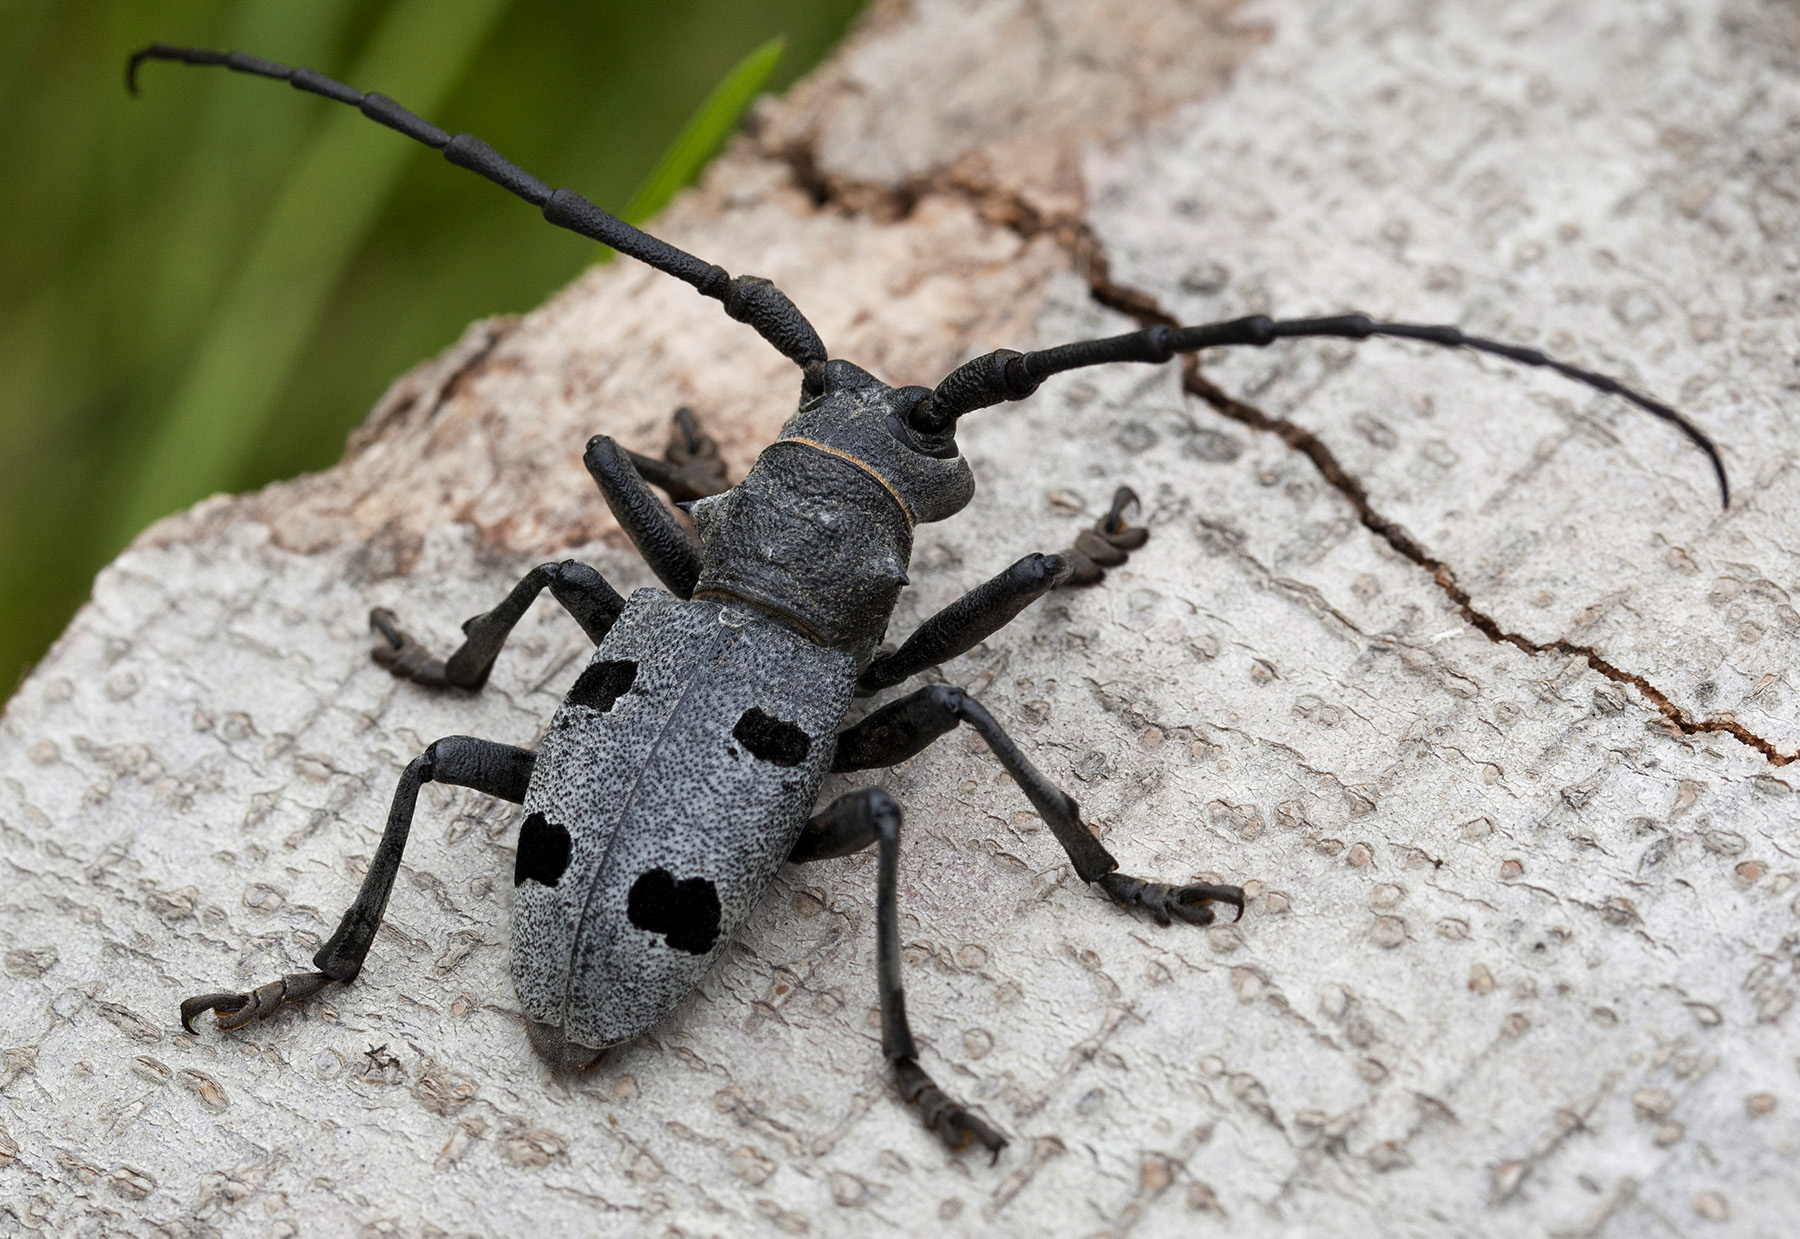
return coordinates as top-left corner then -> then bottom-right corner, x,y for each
688,360 -> 975,662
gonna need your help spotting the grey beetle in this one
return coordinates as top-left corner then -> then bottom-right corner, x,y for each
139,44 -> 1728,1157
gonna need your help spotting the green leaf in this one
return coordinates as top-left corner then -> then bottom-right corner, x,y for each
620,34 -> 785,230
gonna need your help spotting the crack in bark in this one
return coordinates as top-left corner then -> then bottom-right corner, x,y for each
1082,204 -> 1797,768
764,144 -> 1796,769
764,138 -> 1106,263
1113,275 -> 1796,767
1170,361 -> 1796,769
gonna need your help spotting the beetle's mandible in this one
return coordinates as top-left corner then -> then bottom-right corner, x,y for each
132,43 -> 1729,1158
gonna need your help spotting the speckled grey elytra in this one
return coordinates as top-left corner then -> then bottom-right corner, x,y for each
512,589 -> 855,1057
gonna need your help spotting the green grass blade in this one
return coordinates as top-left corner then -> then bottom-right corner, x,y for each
115,0 -> 513,545
620,34 -> 785,230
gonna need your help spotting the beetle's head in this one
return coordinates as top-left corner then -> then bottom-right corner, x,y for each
775,359 -> 975,525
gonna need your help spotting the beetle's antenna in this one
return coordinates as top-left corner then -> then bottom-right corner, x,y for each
127,44 -> 829,387
910,312 -> 1730,508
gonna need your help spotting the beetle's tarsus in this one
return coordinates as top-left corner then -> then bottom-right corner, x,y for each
895,1057 -> 1008,1160
1097,871 -> 1245,926
626,407 -> 732,503
1059,486 -> 1149,587
369,607 -> 450,686
180,971 -> 335,1034
673,406 -> 731,498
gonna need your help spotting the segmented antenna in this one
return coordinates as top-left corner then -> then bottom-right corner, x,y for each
912,312 -> 1730,508
127,44 -> 829,383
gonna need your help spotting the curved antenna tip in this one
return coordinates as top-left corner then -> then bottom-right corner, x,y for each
1675,419 -> 1730,510
125,45 -> 159,96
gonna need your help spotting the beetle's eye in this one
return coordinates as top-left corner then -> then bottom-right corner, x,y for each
896,387 -> 930,424
885,409 -> 960,459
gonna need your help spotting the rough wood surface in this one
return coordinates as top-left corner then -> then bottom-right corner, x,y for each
4,1 -> 1798,1234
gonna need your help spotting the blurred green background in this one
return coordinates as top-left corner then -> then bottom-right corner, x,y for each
0,0 -> 865,698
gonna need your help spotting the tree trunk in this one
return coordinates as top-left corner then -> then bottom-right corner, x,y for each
3,1 -> 1795,1234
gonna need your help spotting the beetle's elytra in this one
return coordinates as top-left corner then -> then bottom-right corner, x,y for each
137,43 -> 1727,1158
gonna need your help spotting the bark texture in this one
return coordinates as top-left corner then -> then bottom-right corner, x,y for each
4,1 -> 1798,1235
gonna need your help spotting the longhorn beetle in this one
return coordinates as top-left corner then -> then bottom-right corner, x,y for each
134,43 -> 1729,1159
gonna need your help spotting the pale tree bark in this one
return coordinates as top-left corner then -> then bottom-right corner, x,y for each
3,1 -> 1797,1234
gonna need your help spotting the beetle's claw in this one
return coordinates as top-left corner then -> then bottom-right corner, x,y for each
179,992 -> 249,1034
895,1057 -> 1008,1161
1097,871 -> 1245,926
180,972 -> 335,1035
1058,485 -> 1150,587
1176,881 -> 1247,924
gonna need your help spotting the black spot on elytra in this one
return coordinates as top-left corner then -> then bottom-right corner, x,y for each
627,868 -> 721,955
567,659 -> 637,711
514,812 -> 572,887
733,707 -> 810,767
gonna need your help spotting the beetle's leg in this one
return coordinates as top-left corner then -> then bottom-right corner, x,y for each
585,435 -> 703,598
1056,486 -> 1150,588
857,488 -> 1150,696
790,787 -> 1008,1160
179,737 -> 535,1034
371,560 -> 625,690
624,406 -> 731,503
833,686 -> 1244,925
859,553 -> 1072,695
